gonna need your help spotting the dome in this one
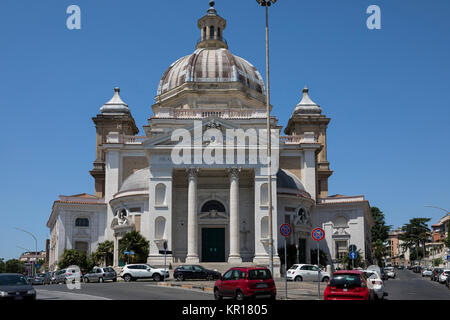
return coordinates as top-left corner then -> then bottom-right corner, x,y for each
292,87 -> 322,115
277,169 -> 311,197
157,48 -> 266,96
100,87 -> 130,114
119,168 -> 150,193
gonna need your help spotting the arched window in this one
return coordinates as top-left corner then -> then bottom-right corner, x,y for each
201,200 -> 226,213
155,183 -> 166,206
203,27 -> 207,40
155,216 -> 166,239
218,27 -> 221,40
75,218 -> 89,227
261,216 -> 269,239
260,183 -> 268,206
210,26 -> 215,39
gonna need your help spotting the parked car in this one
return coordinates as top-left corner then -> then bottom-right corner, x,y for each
324,270 -> 370,300
422,268 -> 433,277
362,270 -> 386,300
384,267 -> 396,279
380,267 -> 389,280
438,270 -> 450,284
446,274 -> 450,289
214,267 -> 276,301
43,271 -> 56,285
30,274 -> 46,285
54,267 -> 82,284
0,274 -> 36,300
286,264 -> 330,282
431,268 -> 444,281
174,265 -> 221,281
412,266 -> 422,274
83,267 -> 117,283
119,264 -> 169,282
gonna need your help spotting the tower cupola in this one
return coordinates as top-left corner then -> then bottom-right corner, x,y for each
196,1 -> 228,49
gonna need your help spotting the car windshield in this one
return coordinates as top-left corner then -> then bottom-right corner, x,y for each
248,269 -> 271,280
0,275 -> 29,286
330,274 -> 362,288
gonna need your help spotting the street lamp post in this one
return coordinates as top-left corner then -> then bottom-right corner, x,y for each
256,0 -> 277,277
15,227 -> 38,276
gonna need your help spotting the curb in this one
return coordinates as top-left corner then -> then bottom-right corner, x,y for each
157,282 -> 214,293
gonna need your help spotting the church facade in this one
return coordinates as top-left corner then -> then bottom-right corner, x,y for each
47,3 -> 374,275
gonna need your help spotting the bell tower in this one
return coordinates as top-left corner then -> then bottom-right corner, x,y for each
285,87 -> 333,199
90,87 -> 139,198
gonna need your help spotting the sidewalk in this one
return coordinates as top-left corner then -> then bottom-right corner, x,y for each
157,279 -> 326,300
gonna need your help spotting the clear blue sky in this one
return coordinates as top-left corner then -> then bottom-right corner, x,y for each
1,0 -> 449,260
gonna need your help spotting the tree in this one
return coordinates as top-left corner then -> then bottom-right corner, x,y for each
370,207 -> 391,266
92,241 -> 114,267
0,258 -> 5,273
58,250 -> 95,273
432,258 -> 443,267
371,207 -> 391,242
5,259 -> 26,274
339,249 -> 365,269
399,218 -> 431,264
119,231 -> 150,264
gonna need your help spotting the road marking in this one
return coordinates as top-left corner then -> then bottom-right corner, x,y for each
36,289 -> 112,300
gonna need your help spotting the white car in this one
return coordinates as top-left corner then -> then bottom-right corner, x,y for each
384,267 -> 396,279
438,270 -> 450,284
286,264 -> 330,282
363,270 -> 385,300
422,269 -> 433,277
119,264 -> 169,282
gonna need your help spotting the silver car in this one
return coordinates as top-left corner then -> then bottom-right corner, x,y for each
83,267 -> 117,283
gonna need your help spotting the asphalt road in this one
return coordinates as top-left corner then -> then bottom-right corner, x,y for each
35,281 -> 214,300
384,269 -> 450,300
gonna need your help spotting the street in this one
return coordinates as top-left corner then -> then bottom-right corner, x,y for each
384,269 -> 450,300
35,281 -> 213,300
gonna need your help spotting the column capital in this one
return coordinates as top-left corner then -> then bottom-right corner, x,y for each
228,167 -> 241,181
186,167 -> 200,180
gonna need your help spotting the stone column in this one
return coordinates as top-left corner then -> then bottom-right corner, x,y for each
186,168 -> 199,263
228,168 -> 242,263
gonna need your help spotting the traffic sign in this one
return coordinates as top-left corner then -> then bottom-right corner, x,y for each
159,250 -> 173,255
447,255 -> 450,261
349,244 -> 357,252
349,251 -> 357,260
163,241 -> 168,250
124,251 -> 135,255
280,224 -> 292,237
311,228 -> 325,241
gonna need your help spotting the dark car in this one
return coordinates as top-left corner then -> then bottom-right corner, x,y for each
431,268 -> 443,281
214,267 -> 276,300
174,265 -> 221,281
380,268 -> 388,281
0,274 -> 36,300
31,274 -> 46,285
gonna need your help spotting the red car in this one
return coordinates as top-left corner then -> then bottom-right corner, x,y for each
214,267 -> 276,300
324,270 -> 370,300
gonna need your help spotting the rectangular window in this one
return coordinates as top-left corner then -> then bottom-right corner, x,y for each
335,241 -> 347,260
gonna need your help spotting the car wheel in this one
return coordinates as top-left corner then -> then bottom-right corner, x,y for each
235,290 -> 245,301
123,274 -> 132,282
153,273 -> 162,282
294,276 -> 303,282
84,277 -> 90,283
99,277 -> 104,283
176,274 -> 184,281
322,277 -> 329,283
214,289 -> 222,301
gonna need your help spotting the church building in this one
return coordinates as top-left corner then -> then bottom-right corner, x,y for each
47,2 -> 374,275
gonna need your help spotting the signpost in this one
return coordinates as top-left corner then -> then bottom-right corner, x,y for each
280,224 -> 292,300
349,251 -> 357,269
312,227 -> 325,300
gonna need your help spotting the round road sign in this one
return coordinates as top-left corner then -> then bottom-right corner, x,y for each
349,251 -> 358,260
280,224 -> 292,237
311,228 -> 325,241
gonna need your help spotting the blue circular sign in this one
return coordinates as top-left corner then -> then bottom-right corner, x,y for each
349,251 -> 357,260
280,224 -> 292,237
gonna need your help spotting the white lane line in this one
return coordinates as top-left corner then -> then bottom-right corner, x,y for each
36,289 -> 111,300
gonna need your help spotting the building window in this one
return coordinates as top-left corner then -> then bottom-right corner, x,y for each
75,218 -> 89,227
210,26 -> 215,39
218,27 -> 221,39
74,241 -> 88,254
155,183 -> 167,206
335,241 -> 347,260
201,200 -> 226,213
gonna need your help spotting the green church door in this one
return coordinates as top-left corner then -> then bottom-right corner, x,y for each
202,228 -> 226,262
298,238 -> 307,264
